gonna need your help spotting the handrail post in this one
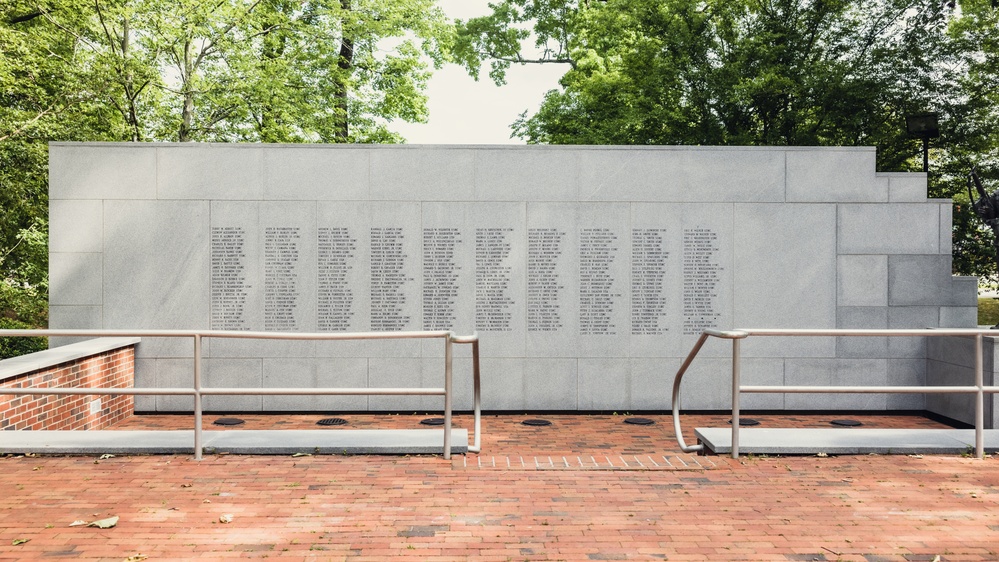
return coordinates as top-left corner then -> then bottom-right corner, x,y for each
731,337 -> 741,459
194,334 -> 203,461
975,333 -> 984,459
471,336 -> 481,453
443,334 -> 453,460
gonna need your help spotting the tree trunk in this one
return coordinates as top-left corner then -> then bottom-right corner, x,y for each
333,0 -> 353,142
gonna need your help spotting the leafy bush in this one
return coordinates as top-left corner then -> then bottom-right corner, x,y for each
0,317 -> 46,359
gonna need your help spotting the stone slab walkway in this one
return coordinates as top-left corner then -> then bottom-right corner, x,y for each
0,413 -> 997,561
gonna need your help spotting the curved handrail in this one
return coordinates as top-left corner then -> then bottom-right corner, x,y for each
671,330 -> 748,453
672,327 -> 997,459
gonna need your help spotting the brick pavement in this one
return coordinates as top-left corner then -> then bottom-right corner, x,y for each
1,413 -> 997,561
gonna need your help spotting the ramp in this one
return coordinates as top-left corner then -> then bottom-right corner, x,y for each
695,427 -> 999,455
0,429 -> 467,456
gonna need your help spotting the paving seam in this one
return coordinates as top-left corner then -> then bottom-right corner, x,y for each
455,454 -> 731,470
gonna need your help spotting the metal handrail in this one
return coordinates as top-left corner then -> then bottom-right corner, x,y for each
0,329 -> 482,460
672,328 -> 999,459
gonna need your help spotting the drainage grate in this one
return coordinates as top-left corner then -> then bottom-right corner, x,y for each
830,419 -> 863,427
728,418 -> 760,426
624,417 -> 655,426
316,417 -> 348,426
213,418 -> 245,426
522,419 -> 552,427
420,418 -> 445,426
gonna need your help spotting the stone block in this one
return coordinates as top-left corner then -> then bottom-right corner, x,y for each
262,357 -> 369,411
579,147 -> 785,203
479,358 -> 525,411
838,204 -> 941,254
370,147 -> 475,201
263,145 -> 369,200
886,173 -> 927,202
786,148 -> 883,202
887,307 -> 936,358
156,145 -> 264,200
577,358 -> 629,410
940,307 -> 978,328
629,358 -> 679,410
785,358 -> 888,410
474,148 -> 579,201
203,358 -> 263,412
49,143 -> 156,200
367,358 -> 426,411
950,276 -> 979,307
152,358 -> 197,412
47,306 -> 103,349
49,253 -> 102,306
524,358 -> 577,410
836,307 -> 888,358
103,200 -> 210,358
888,255 -> 954,306
576,203 -> 630,357
837,255 -> 888,307
733,203 -> 837,358
940,203 -> 953,254
887,358 -> 926,410
49,200 -> 102,253
524,202 -> 580,358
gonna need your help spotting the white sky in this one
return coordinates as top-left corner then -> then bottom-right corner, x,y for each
390,0 -> 566,144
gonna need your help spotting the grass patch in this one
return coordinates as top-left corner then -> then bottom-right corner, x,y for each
979,297 -> 999,326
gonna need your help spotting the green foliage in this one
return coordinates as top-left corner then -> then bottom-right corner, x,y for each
457,0 -> 999,282
978,298 -> 999,327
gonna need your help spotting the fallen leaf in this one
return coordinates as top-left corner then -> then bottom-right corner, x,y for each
12,538 -> 29,546
219,513 -> 234,524
180,484 -> 192,488
292,452 -> 312,457
89,516 -> 119,529
99,454 -> 115,460
816,452 -> 828,458
69,520 -> 88,527
124,555 -> 148,561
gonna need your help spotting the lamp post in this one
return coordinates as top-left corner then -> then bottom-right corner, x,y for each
905,113 -> 940,173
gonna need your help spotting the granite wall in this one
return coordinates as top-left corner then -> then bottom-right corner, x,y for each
48,143 -> 977,412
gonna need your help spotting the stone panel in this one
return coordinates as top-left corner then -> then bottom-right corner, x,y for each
887,306 -> 937,358
49,143 -> 156,200
50,253 -> 102,306
157,145 -> 264,200
785,358 -> 888,410
887,358 -> 926,410
837,255 -> 888,307
468,203 -> 527,358
370,147 -> 475,201
786,148 -> 883,202
103,200 -> 210,358
576,203 -> 630,357
836,307 -> 888,358
733,203 -> 837,358
888,255 -> 954,306
524,202 -> 580,358
579,148 -> 785,203
263,146 -> 369,201
479,358 -> 525,411
50,200 -> 102,253
524,358 -> 578,410
474,148 -> 579,201
262,357 -> 368,411
838,204 -> 941,255
203,358 -> 263,411
886,173 -> 927,202
577,358 -> 629,410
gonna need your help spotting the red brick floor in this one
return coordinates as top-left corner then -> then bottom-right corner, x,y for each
1,413 -> 997,561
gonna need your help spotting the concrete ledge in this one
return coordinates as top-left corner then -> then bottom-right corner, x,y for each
695,427 -> 999,455
0,428 -> 468,456
0,337 -> 141,382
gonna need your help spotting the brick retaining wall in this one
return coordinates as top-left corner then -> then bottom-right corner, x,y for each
0,343 -> 136,431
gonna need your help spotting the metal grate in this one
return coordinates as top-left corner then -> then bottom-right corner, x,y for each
316,417 -> 348,426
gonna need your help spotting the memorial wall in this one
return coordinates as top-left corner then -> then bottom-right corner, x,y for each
48,143 -> 978,412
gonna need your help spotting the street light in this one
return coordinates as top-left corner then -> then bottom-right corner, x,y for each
905,113 -> 940,173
